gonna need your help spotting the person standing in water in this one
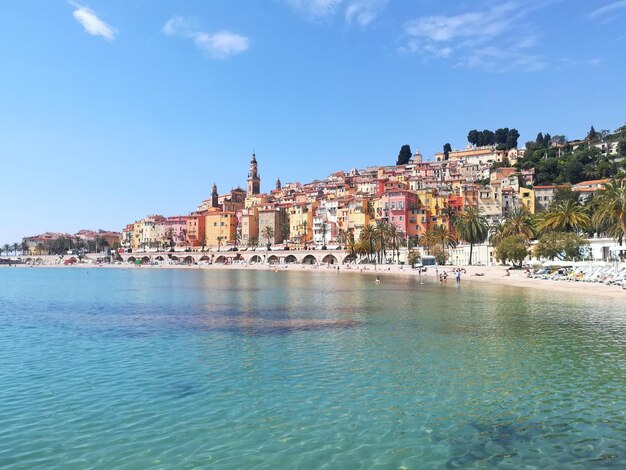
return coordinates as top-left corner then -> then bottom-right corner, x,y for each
375,276 -> 381,285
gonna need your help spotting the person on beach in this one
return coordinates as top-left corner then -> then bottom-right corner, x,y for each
455,270 -> 461,283
375,276 -> 381,285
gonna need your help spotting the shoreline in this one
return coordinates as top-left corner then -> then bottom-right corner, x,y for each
4,261 -> 625,300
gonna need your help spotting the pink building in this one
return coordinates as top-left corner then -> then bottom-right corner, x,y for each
380,189 -> 421,237
163,216 -> 190,247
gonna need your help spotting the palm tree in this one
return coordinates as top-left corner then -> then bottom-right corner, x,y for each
419,229 -> 437,255
502,207 -> 534,241
489,221 -> 506,247
337,228 -> 348,249
12,243 -> 18,256
21,241 -> 28,256
320,221 -> 328,248
262,226 -> 275,250
36,242 -> 45,255
375,221 -> 389,263
455,207 -> 489,265
592,179 -> 626,244
386,223 -> 402,263
301,221 -> 309,249
3,244 -> 10,258
537,200 -> 590,233
360,224 -> 377,262
432,226 -> 457,262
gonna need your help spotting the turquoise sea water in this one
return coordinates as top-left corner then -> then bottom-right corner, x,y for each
0,267 -> 625,469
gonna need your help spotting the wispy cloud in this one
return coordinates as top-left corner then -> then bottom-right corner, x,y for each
285,0 -> 386,25
162,15 -> 250,60
285,0 -> 343,20
401,1 -> 553,72
589,0 -> 626,23
345,0 -> 389,26
69,1 -> 116,41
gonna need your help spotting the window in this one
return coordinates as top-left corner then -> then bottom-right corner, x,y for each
399,216 -> 403,221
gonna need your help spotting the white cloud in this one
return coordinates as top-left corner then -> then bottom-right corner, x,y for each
285,0 -> 344,20
69,1 -> 116,41
402,1 -> 552,72
589,0 -> 626,23
162,15 -> 196,37
345,0 -> 389,26
162,15 -> 250,60
194,31 -> 250,60
284,0 -> 387,25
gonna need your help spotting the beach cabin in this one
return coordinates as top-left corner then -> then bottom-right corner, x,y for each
421,255 -> 437,266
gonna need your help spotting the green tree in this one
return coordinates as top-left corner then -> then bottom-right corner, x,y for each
320,221 -> 328,248
618,140 -> 626,157
262,226 -> 274,250
443,143 -> 452,160
454,207 -> 489,265
592,179 -> 626,244
301,220 -> 309,248
468,130 -> 479,146
494,235 -> 529,267
360,224 -> 377,262
407,250 -> 421,268
495,128 -> 509,146
536,200 -> 590,233
586,125 -> 599,143
534,232 -> 588,261
506,129 -> 520,149
502,207 -> 534,240
396,144 -> 412,166
12,243 -> 19,255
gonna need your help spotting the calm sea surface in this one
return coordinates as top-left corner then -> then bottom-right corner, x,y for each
0,267 -> 625,469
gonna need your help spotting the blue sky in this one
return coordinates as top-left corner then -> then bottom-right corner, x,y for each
1,0 -> 625,244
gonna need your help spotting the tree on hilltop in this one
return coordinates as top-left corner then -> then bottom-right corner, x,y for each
396,144 -> 412,165
587,126 -> 599,143
468,130 -> 479,146
505,128 -> 520,149
443,143 -> 452,160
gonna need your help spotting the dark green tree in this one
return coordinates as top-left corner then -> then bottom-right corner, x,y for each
505,128 -> 520,149
443,143 -> 452,160
495,128 -> 509,145
482,129 -> 495,146
396,144 -> 412,165
587,126 -> 598,143
468,130 -> 479,146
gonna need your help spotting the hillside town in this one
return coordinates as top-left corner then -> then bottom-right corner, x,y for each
10,127 -> 625,267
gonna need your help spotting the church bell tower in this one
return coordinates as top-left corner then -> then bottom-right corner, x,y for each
247,153 -> 260,196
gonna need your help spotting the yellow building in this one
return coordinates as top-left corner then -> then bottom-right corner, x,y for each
337,197 -> 373,240
240,207 -> 259,246
288,201 -> 317,246
245,194 -> 267,209
519,187 -> 536,214
414,189 -> 448,231
205,210 -> 237,249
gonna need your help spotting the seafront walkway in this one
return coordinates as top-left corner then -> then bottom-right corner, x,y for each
23,249 -> 355,266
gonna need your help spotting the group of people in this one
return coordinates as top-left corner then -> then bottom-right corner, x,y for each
436,268 -> 466,284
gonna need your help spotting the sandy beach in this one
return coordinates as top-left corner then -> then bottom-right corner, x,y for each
7,260 -> 625,300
